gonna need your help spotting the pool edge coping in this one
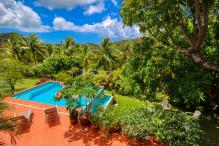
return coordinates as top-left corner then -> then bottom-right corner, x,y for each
11,80 -> 61,97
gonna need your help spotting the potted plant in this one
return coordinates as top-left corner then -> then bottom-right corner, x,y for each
55,92 -> 79,125
79,111 -> 91,126
66,96 -> 80,125
69,110 -> 78,124
58,75 -> 104,126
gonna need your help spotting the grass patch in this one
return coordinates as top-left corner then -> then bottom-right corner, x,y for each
0,78 -> 39,97
105,90 -> 147,108
105,91 -> 167,110
15,78 -> 39,92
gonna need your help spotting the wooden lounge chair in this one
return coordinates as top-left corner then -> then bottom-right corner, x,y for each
14,110 -> 32,133
44,107 -> 59,124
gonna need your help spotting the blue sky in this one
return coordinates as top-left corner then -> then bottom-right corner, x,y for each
0,0 -> 142,44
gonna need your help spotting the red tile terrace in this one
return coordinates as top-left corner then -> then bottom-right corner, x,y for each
1,85 -> 160,146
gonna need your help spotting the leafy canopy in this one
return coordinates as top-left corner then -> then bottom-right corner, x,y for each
120,0 -> 219,72
33,55 -> 81,76
60,75 -> 102,115
0,60 -> 24,94
94,38 -> 120,71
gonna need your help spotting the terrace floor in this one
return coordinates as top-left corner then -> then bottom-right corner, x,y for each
1,97 -> 154,146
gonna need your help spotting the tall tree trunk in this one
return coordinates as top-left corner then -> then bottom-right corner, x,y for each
32,51 -> 37,65
9,83 -> 15,95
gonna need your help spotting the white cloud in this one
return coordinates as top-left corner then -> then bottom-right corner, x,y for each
83,0 -> 105,16
34,0 -> 100,10
0,0 -> 50,32
111,0 -> 117,6
53,17 -> 75,31
53,16 -> 143,40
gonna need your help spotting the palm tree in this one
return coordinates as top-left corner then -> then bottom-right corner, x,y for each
120,40 -> 133,64
6,35 -> 24,61
43,43 -> 54,58
0,99 -> 16,145
94,38 -> 120,71
25,35 -> 43,65
61,37 -> 75,55
74,45 -> 93,75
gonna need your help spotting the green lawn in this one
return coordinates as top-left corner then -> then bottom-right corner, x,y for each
105,90 -> 147,108
0,78 -> 39,97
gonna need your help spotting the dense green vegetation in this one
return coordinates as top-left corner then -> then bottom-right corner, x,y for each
120,0 -> 219,72
0,0 -> 218,144
98,106 -> 201,145
0,34 -> 216,145
91,91 -> 201,145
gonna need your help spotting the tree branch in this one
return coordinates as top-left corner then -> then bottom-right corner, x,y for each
178,15 -> 195,48
194,2 -> 209,49
184,51 -> 219,72
195,0 -> 202,29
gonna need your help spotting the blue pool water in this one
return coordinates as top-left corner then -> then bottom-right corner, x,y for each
13,82 -> 112,110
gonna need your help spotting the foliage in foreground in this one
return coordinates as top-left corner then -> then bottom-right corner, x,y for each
95,106 -> 201,146
111,37 -> 219,114
0,98 -> 17,145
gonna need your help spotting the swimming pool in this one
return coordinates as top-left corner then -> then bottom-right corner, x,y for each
12,81 -> 112,110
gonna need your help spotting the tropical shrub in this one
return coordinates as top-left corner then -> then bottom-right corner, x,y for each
93,70 -> 108,86
99,106 -> 201,145
67,66 -> 81,77
100,106 -> 126,133
111,68 -> 123,92
54,72 -> 72,82
93,70 -> 113,90
22,66 -> 35,77
90,106 -> 104,127
122,108 -> 201,145
161,111 -> 201,146
33,55 -> 81,77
